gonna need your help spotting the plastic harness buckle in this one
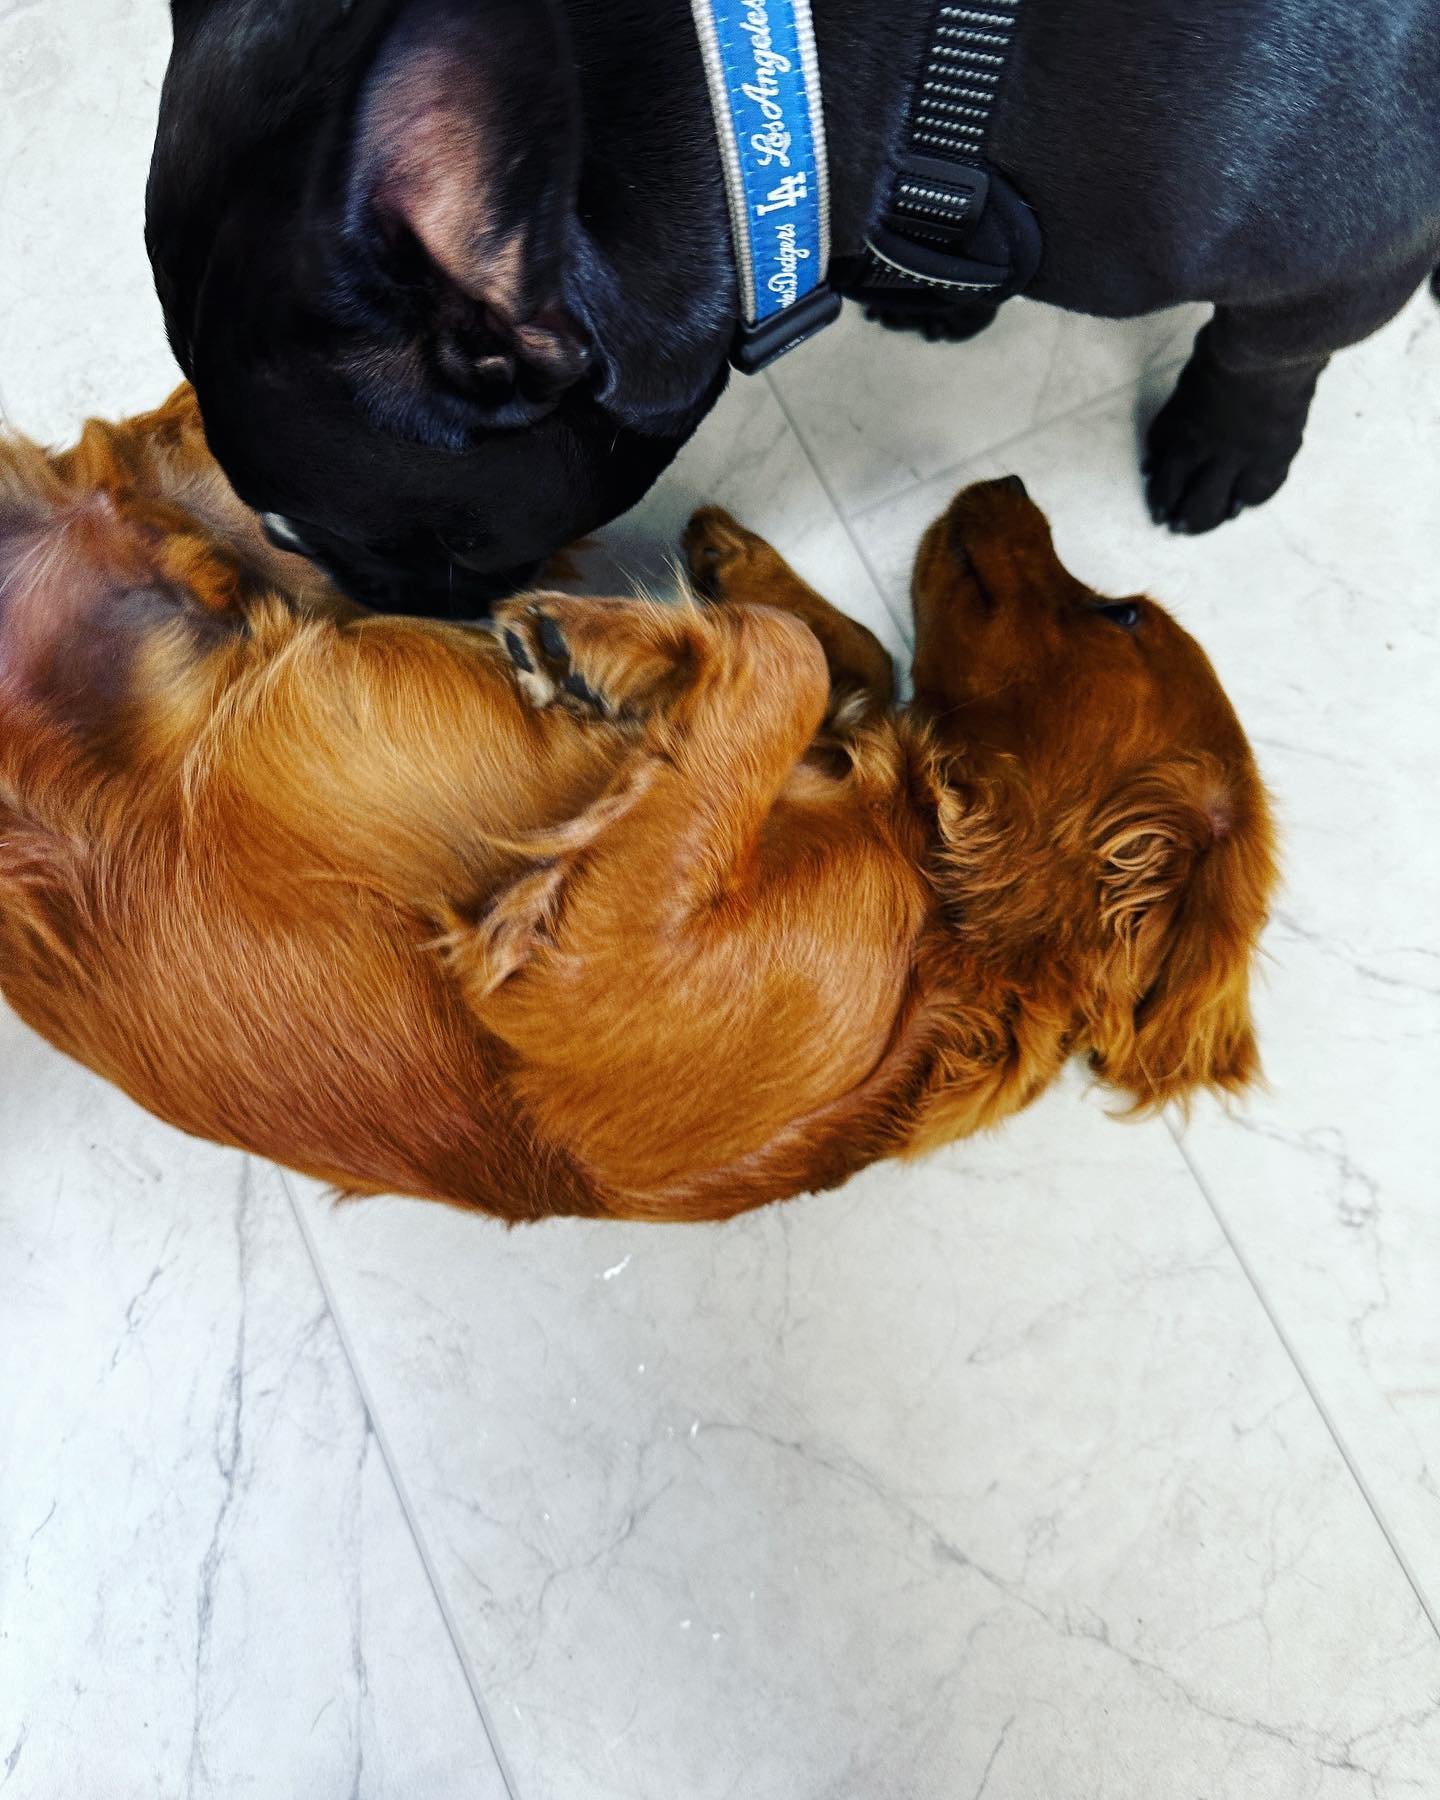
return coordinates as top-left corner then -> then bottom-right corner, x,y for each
864,154 -> 1012,291
855,0 -> 1038,304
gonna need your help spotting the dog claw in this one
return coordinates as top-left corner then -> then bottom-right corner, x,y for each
539,614 -> 568,661
503,627 -> 534,672
498,603 -> 610,715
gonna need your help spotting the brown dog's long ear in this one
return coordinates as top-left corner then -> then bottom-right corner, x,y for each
1086,755 -> 1277,1111
349,0 -> 588,405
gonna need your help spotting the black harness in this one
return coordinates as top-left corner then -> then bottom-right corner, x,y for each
705,0 -> 1038,372
843,0 -> 1040,318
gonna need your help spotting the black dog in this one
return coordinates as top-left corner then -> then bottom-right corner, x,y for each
147,0 -> 1440,615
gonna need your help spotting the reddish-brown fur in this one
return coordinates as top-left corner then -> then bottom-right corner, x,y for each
0,389 -> 1277,1221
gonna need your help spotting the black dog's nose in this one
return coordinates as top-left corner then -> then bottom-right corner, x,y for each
994,474 -> 1028,498
318,548 -> 543,621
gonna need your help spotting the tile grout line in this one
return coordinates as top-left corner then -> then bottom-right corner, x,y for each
1163,1116 -> 1440,1643
763,368 -> 915,649
843,355 -> 1190,525
278,1171 -> 526,1800
766,342 -> 1190,649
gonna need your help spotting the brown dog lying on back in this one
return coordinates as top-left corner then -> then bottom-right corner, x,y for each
0,389 -> 1276,1221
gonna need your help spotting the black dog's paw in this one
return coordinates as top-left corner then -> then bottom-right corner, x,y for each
1143,340 -> 1316,534
1143,395 -> 1300,534
862,298 -> 999,344
495,601 -> 610,716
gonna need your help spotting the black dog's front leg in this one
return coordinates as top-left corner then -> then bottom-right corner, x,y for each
862,293 -> 1000,344
1144,312 -> 1324,534
1145,269 -> 1430,533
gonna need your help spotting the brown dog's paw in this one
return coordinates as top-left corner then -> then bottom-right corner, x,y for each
494,597 -> 614,716
681,507 -> 784,604
494,593 -> 702,722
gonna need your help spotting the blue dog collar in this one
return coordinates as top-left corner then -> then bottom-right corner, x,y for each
690,0 -> 842,372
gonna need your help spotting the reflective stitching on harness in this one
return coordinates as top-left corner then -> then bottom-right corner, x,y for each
858,0 -> 1029,301
864,237 -> 996,290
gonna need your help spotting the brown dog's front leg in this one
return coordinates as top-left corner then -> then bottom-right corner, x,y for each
458,591 -> 829,996
456,592 -> 896,1202
504,591 -> 829,900
682,508 -> 896,710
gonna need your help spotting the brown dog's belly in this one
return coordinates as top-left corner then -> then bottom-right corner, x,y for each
0,812 -> 916,1222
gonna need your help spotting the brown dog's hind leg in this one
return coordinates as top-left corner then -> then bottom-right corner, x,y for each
682,508 -> 895,710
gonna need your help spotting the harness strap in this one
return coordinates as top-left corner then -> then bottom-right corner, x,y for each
852,0 -> 1038,305
691,0 -> 842,373
690,0 -> 1037,372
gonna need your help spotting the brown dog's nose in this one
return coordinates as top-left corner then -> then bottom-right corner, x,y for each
994,474 -> 1028,498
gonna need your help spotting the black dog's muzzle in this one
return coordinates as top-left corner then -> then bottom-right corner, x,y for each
261,513 -> 537,618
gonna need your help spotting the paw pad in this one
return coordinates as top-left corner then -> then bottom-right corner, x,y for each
497,604 -> 610,716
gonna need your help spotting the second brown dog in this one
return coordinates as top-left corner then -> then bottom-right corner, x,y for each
0,390 -> 1276,1220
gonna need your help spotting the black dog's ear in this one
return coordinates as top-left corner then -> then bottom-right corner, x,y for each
349,0 -> 587,400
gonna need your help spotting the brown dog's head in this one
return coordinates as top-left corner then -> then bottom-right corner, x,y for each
913,477 -> 1277,1110
0,386 -> 342,740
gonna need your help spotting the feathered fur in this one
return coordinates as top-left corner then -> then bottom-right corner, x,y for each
0,390 -> 1277,1220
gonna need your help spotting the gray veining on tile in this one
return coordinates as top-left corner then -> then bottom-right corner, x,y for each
294,1078 -> 1440,1799
4,3 -> 1439,1793
0,1014 -> 509,1800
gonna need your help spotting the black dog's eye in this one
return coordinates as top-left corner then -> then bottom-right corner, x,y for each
1095,601 -> 1141,630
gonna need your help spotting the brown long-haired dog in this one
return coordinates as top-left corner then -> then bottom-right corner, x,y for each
0,389 -> 1276,1221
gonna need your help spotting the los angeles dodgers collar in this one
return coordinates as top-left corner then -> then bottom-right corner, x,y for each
690,0 -> 842,373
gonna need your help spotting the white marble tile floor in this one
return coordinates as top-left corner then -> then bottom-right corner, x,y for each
2,5 -> 1438,1796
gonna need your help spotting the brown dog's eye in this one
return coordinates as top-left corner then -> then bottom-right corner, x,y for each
1095,601 -> 1141,630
